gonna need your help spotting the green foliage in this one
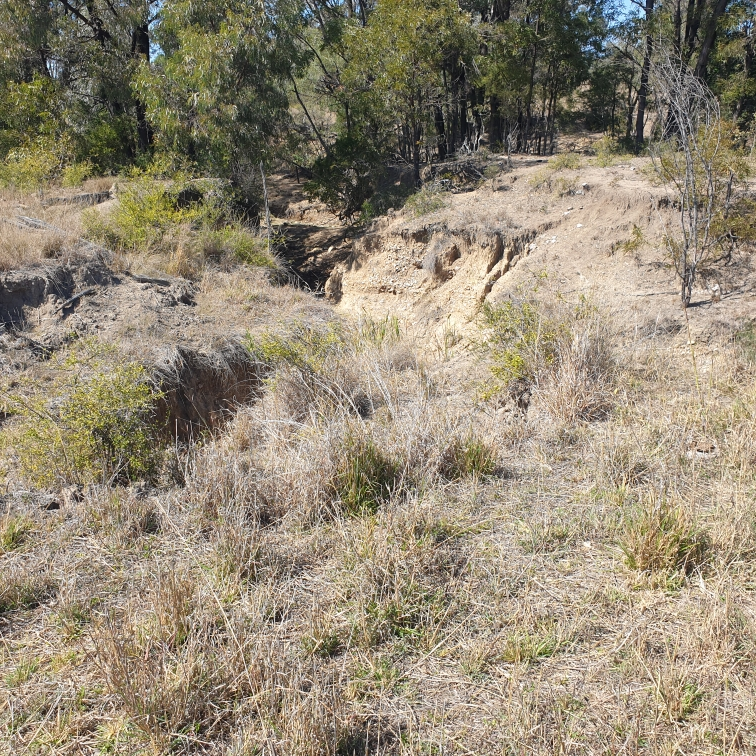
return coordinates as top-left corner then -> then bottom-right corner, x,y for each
616,225 -> 645,256
439,434 -> 497,481
136,0 -> 305,191
85,176 -> 219,252
404,184 -> 449,217
4,360 -> 163,488
332,435 -> 400,515
62,161 -> 94,188
343,0 -> 477,182
244,323 -> 345,373
356,315 -> 401,348
549,152 -> 581,171
592,134 -> 634,167
482,298 -> 562,386
196,227 -> 274,268
305,135 -> 385,220
619,498 -> 709,577
84,175 -> 274,268
0,138 -> 68,190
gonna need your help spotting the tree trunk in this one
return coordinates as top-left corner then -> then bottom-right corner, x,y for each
693,0 -> 731,80
132,22 -> 153,152
413,120 -> 422,186
674,0 -> 682,55
635,0 -> 654,151
435,106 -> 447,160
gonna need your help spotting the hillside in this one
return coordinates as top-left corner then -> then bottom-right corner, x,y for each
1,153 -> 756,755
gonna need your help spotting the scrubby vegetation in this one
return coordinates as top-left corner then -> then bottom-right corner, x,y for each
2,0 -> 756,754
2,348 -> 164,487
2,268 -> 756,752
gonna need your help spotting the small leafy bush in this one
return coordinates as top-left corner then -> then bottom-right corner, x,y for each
84,175 -> 275,269
616,224 -> 644,257
197,226 -> 274,267
405,184 -> 449,217
0,140 -> 66,191
4,361 -> 164,487
304,134 -> 384,220
244,323 -> 345,373
620,497 -> 709,576
591,135 -> 634,167
482,294 -> 617,423
482,298 -> 562,386
549,152 -> 581,171
62,161 -> 94,188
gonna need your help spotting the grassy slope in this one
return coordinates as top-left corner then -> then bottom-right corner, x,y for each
1,174 -> 756,755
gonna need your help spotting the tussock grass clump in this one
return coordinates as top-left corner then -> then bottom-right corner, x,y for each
332,433 -> 401,515
482,294 -> 618,424
84,488 -> 162,542
405,184 -> 449,217
0,513 -> 32,554
0,565 -> 57,613
341,509 -> 453,648
591,134 -> 635,167
438,433 -> 497,480
501,620 -> 565,663
735,320 -> 756,363
549,152 -> 582,171
3,360 -> 164,488
620,495 -> 709,577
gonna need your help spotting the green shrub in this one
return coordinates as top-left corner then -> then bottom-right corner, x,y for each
197,226 -> 274,267
62,161 -> 94,188
4,362 -> 163,487
0,140 -> 66,190
619,498 -> 709,576
482,298 -> 562,387
244,323 -> 345,373
592,135 -> 634,167
84,175 -> 275,269
405,184 -> 448,217
332,435 -> 400,515
549,152 -> 581,171
84,176 -> 212,252
304,134 -> 384,220
616,224 -> 644,257
481,294 -> 617,422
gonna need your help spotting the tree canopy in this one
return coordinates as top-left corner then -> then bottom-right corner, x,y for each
0,0 -> 754,212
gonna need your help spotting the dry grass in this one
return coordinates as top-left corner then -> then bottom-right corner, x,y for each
2,259 -> 756,754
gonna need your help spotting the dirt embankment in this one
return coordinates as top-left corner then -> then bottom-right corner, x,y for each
326,156 -> 756,347
0,257 -> 329,439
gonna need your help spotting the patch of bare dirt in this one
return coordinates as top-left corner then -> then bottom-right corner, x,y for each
266,172 -> 353,290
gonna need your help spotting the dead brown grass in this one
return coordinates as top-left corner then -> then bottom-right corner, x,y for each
2,264 -> 756,755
